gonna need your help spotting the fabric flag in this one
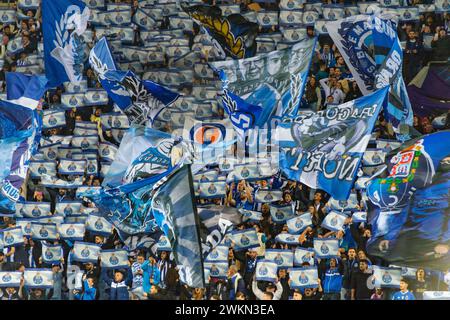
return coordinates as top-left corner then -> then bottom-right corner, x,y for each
231,228 -> 259,251
366,131 -> 450,270
313,238 -> 340,259
270,204 -> 295,224
59,159 -> 86,175
6,73 -> 48,109
211,37 -> 316,122
16,219 -> 33,236
205,245 -> 229,262
29,160 -> 57,179
286,212 -> 313,234
156,235 -> 172,252
85,214 -> 113,236
57,223 -> 85,241
42,110 -> 66,129
352,211 -> 367,223
204,261 -> 228,279
196,181 -> 227,198
423,292 -> 450,300
240,209 -> 263,223
23,269 -> 54,289
255,190 -> 284,203
329,193 -> 359,211
265,249 -> 294,269
19,202 -> 52,218
150,165 -> 205,289
89,37 -> 179,126
1,227 -> 24,247
276,87 -> 388,200
0,271 -> 22,287
226,164 -> 261,182
327,13 -> 413,135
42,0 -> 90,87
31,223 -> 58,241
294,247 -> 315,266
72,241 -> 101,263
100,249 -> 129,269
255,260 -> 278,282
275,233 -> 301,245
181,2 -> 258,59
41,242 -> 63,264
289,267 -> 319,289
372,266 -> 401,288
321,211 -> 348,232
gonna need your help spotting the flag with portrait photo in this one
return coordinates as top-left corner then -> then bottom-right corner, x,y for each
255,260 -> 278,282
270,204 -> 295,223
85,214 -> 113,236
289,267 -> 319,289
286,212 -> 313,234
204,261 -> 228,279
31,223 -> 58,241
1,227 -> 24,247
265,249 -> 294,269
57,223 -> 85,241
0,271 -> 23,287
231,228 -> 259,251
100,249 -> 129,269
72,241 -> 101,263
294,247 -> 315,266
314,238 -> 340,259
23,269 -> 54,289
372,266 -> 401,288
321,211 -> 348,232
41,242 -> 63,264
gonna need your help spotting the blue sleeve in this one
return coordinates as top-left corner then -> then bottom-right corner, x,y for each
141,260 -> 149,271
153,268 -> 161,285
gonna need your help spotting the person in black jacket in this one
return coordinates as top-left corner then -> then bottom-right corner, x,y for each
233,249 -> 258,299
341,248 -> 359,300
351,259 -> 374,300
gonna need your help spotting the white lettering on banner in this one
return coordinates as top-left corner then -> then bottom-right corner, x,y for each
202,218 -> 233,256
285,105 -> 378,124
1,181 -> 20,202
376,50 -> 402,88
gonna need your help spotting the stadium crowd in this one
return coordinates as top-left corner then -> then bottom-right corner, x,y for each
0,0 -> 449,301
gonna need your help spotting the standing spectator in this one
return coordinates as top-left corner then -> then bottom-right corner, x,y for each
109,270 -> 129,300
351,259 -> 374,300
431,27 -> 450,61
226,265 -> 246,300
320,258 -> 343,300
404,30 -> 423,83
411,268 -> 429,300
392,279 -> 415,300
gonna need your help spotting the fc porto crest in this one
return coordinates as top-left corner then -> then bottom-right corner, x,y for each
259,265 -> 268,276
382,272 -> 392,284
299,272 -> 309,284
45,249 -> 54,260
274,254 -> 284,266
2,273 -> 12,283
94,218 -> 104,230
320,243 -> 329,254
209,249 -> 219,260
109,254 -> 119,266
81,247 -> 91,257
295,217 -> 304,229
33,273 -> 43,285
240,234 -> 250,246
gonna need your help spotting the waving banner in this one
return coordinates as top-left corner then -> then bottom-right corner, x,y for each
31,223 -> 58,241
294,247 -> 315,266
255,260 -> 278,282
276,87 -> 388,200
1,227 -> 24,247
286,212 -> 313,234
321,211 -> 348,232
231,228 -> 259,251
372,266 -> 401,288
313,238 -> 340,259
289,267 -> 319,289
100,249 -> 129,269
24,269 -> 54,289
85,214 -> 113,236
72,241 -> 101,263
205,245 -> 229,262
57,223 -> 85,241
0,271 -> 22,287
42,242 -> 63,264
265,249 -> 294,269
204,261 -> 228,279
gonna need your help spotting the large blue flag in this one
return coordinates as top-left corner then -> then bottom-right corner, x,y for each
42,0 -> 90,87
327,13 -> 413,138
6,73 -> 48,110
89,37 -> 179,126
276,87 -> 389,200
366,131 -> 450,270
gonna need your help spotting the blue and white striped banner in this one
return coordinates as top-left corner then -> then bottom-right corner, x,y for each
39,142 -> 60,161
256,11 -> 279,27
275,233 -> 300,245
205,245 -> 229,262
109,9 -> 132,26
58,146 -> 80,159
313,238 -> 339,259
18,0 -> 40,9
29,160 -> 57,179
0,271 -> 22,287
197,181 -> 227,198
265,249 -> 294,269
35,215 -> 64,225
84,90 -> 109,105
231,228 -> 259,251
289,267 -> 319,289
72,241 -> 101,263
322,5 -> 345,20
76,186 -> 102,199
396,7 -> 420,21
286,212 -> 313,234
15,219 -> 33,236
373,266 -> 401,288
279,10 -> 304,25
270,204 -> 295,223
85,214 -> 113,236
240,209 -> 263,222
133,8 -> 157,30
389,265 -> 417,278
1,227 -> 24,247
100,249 -> 129,269
59,158 -> 86,175
71,135 -> 99,150
194,170 -> 219,182
23,269 -> 53,289
321,211 -> 348,232
256,190 -> 283,203
279,0 -> 305,10
42,110 -> 66,129
42,242 -> 63,264
61,93 -> 86,109
57,223 -> 85,241
294,247 -> 315,266
329,193 -> 359,212
0,10 -> 17,25
31,223 -> 58,241
204,261 -> 228,279
99,142 -> 118,162
64,80 -> 88,93
169,17 -> 194,31
86,159 -> 98,176
281,26 -> 308,43
302,10 -> 319,24
40,175 -> 84,189
362,149 -> 386,166
19,202 -> 52,218
64,215 -> 88,224
435,0 -> 450,12
255,260 -> 278,282
100,162 -> 111,177
220,4 -> 241,15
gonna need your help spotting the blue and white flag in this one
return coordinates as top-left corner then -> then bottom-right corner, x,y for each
205,245 -> 229,262
18,0 -> 40,9
6,73 -> 48,110
255,190 -> 283,203
72,241 -> 101,263
276,87 -> 388,200
327,14 -> 413,134
0,271 -> 23,287
0,10 -> 16,24
323,5 -> 345,20
286,212 -> 313,234
76,186 -> 102,199
255,260 -> 278,282
227,164 -> 260,182
196,181 -> 227,198
19,202 -> 52,219
31,223 -> 58,241
313,238 -> 340,259
41,176 -> 84,189
59,158 -> 86,175
100,249 -> 129,269
42,0 -> 90,87
194,170 -> 220,182
231,228 -> 259,251
84,89 -> 109,105
239,209 -> 263,222
29,160 -> 57,179
64,80 -> 87,93
423,292 -> 450,300
35,215 -> 65,225
375,139 -> 401,152
322,211 -> 348,232
265,249 -> 294,269
270,204 -> 295,223
99,142 -> 118,162
156,235 -> 172,252
435,0 -> 450,12
279,0 -> 305,10
294,247 -> 315,266
65,215 -> 88,224
42,110 -> 66,129
15,219 -> 33,236
275,233 -> 301,245
61,93 -> 86,109
352,211 -> 367,223
363,149 -> 387,166
39,143 -> 60,161
289,267 -> 319,289
372,266 -> 401,288
86,159 -> 98,176
1,227 -> 24,247
57,223 -> 85,241
71,135 -> 98,150
23,269 -> 54,289
41,242 -> 63,264
204,261 -> 228,279
85,214 -> 113,236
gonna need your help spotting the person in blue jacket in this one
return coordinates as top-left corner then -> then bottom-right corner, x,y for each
74,277 -> 97,300
141,254 -> 161,295
320,258 -> 343,300
392,279 -> 415,300
109,270 -> 130,300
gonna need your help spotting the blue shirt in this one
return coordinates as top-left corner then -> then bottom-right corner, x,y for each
392,290 -> 415,300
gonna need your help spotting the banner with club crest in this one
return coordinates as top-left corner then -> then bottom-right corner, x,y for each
204,261 -> 228,279
255,190 -> 284,203
23,269 -> 54,289
1,227 -> 24,247
372,266 -> 402,288
85,214 -> 113,236
19,202 -> 52,219
286,212 -> 313,234
55,201 -> 83,216
321,211 -> 348,232
275,233 -> 301,245
255,260 -> 278,282
42,110 -> 66,129
72,241 -> 101,263
205,245 -> 229,262
0,271 -> 23,287
100,249 -> 129,269
289,267 -> 319,289
29,160 -> 57,179
57,223 -> 85,241
231,228 -> 259,251
196,180 -> 227,198
294,247 -> 315,266
31,223 -> 58,241
313,238 -> 340,259
265,249 -> 294,269
270,203 -> 295,223
59,158 -> 86,175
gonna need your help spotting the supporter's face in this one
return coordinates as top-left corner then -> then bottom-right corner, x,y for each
34,289 -> 42,297
150,285 -> 157,294
262,293 -> 272,300
348,249 -> 356,259
417,269 -> 425,278
249,251 -> 257,259
357,251 -> 366,260
87,278 -> 94,287
85,263 -> 93,270
236,295 -> 245,300
114,272 -> 123,282
314,193 -> 321,201
359,262 -> 368,271
439,30 -> 446,38
408,31 -> 416,39
308,206 -> 315,214
293,292 -> 302,300
304,288 -> 312,296
330,259 -> 336,267
399,281 -> 407,291
137,256 -> 144,264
